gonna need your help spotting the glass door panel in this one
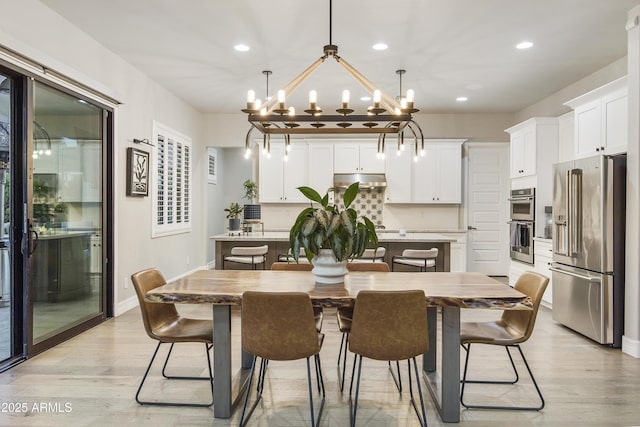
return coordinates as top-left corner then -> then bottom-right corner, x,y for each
0,74 -> 12,360
31,82 -> 103,345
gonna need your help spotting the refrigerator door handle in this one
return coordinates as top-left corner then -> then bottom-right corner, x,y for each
549,266 -> 600,282
569,168 -> 583,256
566,169 -> 572,256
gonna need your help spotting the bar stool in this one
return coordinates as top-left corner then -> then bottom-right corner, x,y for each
222,245 -> 268,270
349,247 -> 386,263
392,248 -> 438,272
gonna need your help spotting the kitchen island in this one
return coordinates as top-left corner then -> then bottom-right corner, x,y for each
32,230 -> 92,302
211,231 -> 456,271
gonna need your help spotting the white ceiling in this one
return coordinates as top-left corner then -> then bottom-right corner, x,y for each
41,0 -> 639,114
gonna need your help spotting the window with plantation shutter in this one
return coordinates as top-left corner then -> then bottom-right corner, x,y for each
151,121 -> 192,237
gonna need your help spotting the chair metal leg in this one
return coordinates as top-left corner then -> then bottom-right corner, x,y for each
388,360 -> 402,393
136,341 -> 214,407
408,358 -> 428,427
349,355 -> 364,427
337,332 -> 350,392
460,343 -> 519,385
307,356 -> 326,427
460,343 -> 545,411
239,356 -> 263,427
161,343 -> 215,381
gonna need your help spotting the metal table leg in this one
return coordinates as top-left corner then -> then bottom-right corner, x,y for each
422,306 -> 461,423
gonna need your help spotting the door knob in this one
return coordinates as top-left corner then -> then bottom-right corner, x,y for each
467,225 -> 477,230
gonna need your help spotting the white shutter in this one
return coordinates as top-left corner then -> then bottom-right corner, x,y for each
152,121 -> 192,237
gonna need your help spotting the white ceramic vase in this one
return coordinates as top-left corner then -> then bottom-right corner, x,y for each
311,248 -> 349,284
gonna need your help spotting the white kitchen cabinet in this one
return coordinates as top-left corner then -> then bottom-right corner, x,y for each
58,142 -> 83,202
505,118 -> 558,179
557,111 -> 575,163
440,232 -> 467,272
307,142 -> 334,195
564,76 -> 627,159
258,142 -> 308,203
385,139 -> 463,204
334,141 -> 384,173
384,147 -> 412,203
534,238 -> 553,306
82,141 -> 101,202
413,141 -> 463,203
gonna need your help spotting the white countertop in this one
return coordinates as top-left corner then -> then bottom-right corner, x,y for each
211,231 -> 456,242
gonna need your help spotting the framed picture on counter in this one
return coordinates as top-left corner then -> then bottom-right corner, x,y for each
126,147 -> 149,196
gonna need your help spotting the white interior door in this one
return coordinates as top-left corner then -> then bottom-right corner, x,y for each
466,143 -> 510,275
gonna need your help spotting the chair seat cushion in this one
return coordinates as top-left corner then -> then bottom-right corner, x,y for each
153,318 -> 213,343
224,255 -> 265,264
393,258 -> 436,268
460,320 -> 525,345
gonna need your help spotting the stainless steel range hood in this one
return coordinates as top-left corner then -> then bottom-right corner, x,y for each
333,173 -> 387,189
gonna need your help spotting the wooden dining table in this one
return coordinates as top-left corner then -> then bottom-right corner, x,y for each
145,269 -> 531,423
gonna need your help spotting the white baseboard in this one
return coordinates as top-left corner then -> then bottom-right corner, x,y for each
622,335 -> 640,358
114,265 -> 208,317
206,260 -> 215,270
115,295 -> 138,316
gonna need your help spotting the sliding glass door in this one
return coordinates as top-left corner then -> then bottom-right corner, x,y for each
0,73 -> 13,362
30,81 -> 107,351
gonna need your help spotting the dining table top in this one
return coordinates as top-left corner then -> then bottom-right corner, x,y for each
145,269 -> 532,310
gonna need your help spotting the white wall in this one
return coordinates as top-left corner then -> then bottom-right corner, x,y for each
0,0 -> 207,313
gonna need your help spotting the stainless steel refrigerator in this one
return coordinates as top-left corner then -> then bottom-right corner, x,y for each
550,154 -> 625,347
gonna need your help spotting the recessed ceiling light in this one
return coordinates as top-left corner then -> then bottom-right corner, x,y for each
234,44 -> 250,52
372,43 -> 388,51
456,97 -> 468,102
360,96 -> 372,101
516,41 -> 533,50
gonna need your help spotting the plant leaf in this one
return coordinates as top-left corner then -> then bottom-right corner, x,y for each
302,217 -> 318,237
321,193 -> 329,209
298,186 -> 324,204
363,216 -> 379,247
341,210 -> 354,235
343,182 -> 359,208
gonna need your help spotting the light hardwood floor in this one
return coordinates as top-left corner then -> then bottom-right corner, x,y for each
0,304 -> 639,426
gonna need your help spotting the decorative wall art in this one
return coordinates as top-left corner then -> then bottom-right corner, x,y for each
126,147 -> 149,196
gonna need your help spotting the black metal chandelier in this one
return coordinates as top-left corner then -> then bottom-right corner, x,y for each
242,0 -> 424,159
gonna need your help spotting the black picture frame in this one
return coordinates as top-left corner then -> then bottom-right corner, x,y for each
126,147 -> 149,196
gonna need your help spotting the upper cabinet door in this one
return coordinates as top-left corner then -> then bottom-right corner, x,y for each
384,146 -> 411,203
574,100 -> 602,158
334,143 -> 360,173
436,144 -> 462,203
282,143 -> 309,203
258,143 -> 285,203
307,143 -> 334,195
359,143 -> 385,173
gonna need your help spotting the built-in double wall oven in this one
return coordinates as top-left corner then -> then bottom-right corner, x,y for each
509,188 -> 535,265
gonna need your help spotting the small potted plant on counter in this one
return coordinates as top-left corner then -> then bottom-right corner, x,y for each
289,181 -> 378,284
224,202 -> 244,231
242,179 -> 261,220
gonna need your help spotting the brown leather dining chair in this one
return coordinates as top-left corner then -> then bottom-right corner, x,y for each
348,290 -> 429,427
130,268 -> 213,407
336,262 -> 394,392
460,271 -> 549,411
271,262 -> 323,332
239,291 -> 325,427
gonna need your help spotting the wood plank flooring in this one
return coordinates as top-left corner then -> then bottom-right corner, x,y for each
0,304 -> 639,426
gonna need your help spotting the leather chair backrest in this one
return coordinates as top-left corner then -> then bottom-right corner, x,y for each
346,262 -> 390,272
501,271 -> 549,341
242,291 -> 320,360
271,262 -> 313,271
131,268 -> 180,341
349,290 -> 428,361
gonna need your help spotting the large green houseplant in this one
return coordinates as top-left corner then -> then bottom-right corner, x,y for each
289,182 -> 378,263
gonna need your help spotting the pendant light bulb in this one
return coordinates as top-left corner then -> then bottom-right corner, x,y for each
406,89 -> 415,103
45,149 -> 51,156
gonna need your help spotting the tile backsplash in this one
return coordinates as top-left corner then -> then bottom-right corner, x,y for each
334,188 -> 384,226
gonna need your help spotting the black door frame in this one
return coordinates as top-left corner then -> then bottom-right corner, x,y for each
0,62 -> 114,365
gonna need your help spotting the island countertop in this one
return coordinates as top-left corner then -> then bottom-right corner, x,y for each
210,231 -> 456,243
211,231 -> 454,271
